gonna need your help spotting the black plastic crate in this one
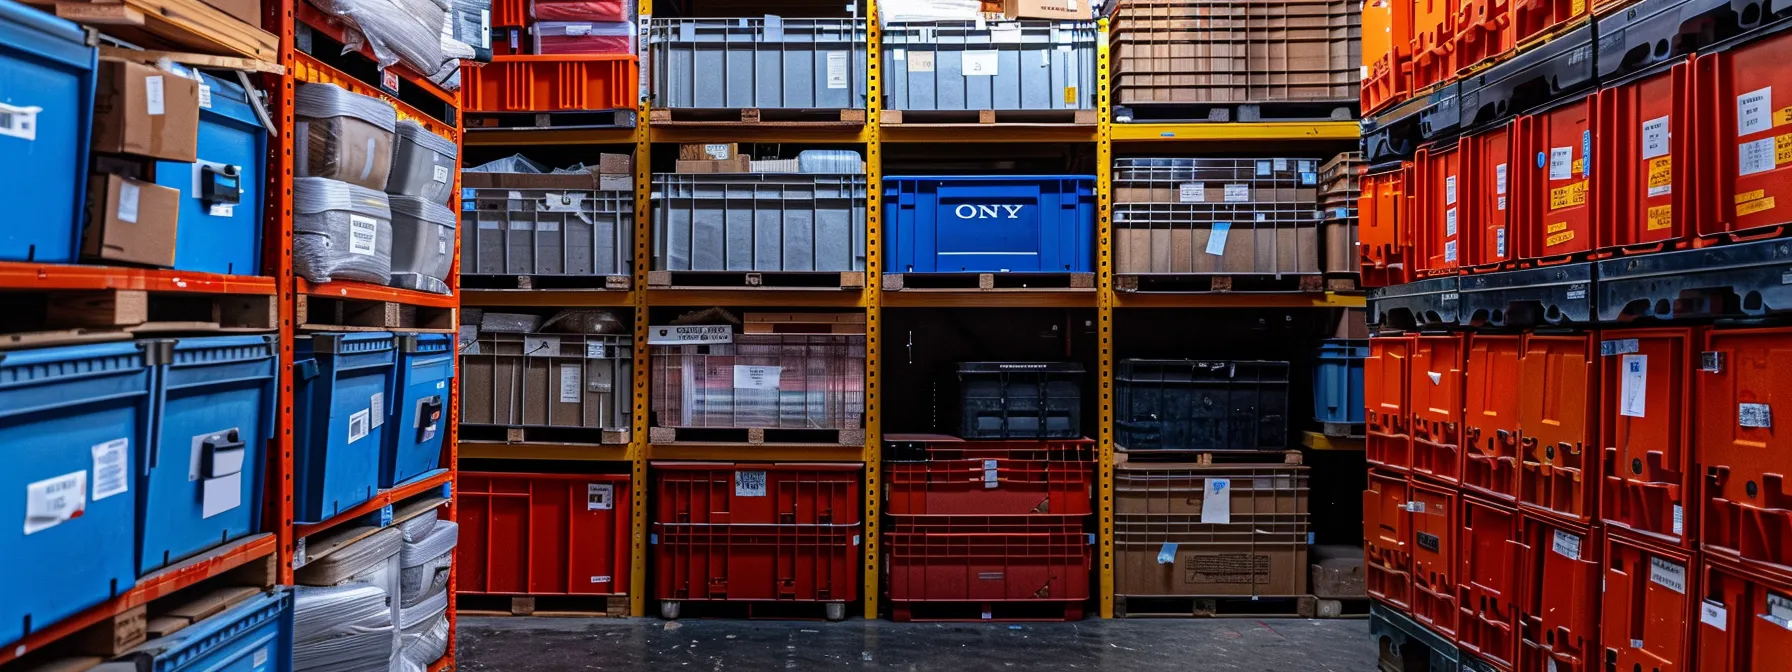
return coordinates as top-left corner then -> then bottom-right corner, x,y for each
956,362 -> 1084,440
1115,359 -> 1289,451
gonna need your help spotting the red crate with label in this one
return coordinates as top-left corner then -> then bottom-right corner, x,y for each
1463,333 -> 1523,501
1695,555 -> 1792,672
1596,58 -> 1693,255
1417,142 -> 1465,276
1601,328 -> 1699,548
1411,478 -> 1461,638
1518,95 -> 1598,264
1519,332 -> 1600,524
1462,121 -> 1521,271
464,55 -> 639,113
1518,514 -> 1601,672
1691,24 -> 1792,245
459,472 -> 632,596
1697,327 -> 1792,576
1459,494 -> 1522,669
654,462 -> 862,526
1601,530 -> 1697,672
1369,335 -> 1416,473
1366,469 -> 1415,610
1412,333 -> 1467,485
884,436 -> 1092,516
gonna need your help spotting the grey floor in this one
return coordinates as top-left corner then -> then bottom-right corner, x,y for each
456,616 -> 1375,671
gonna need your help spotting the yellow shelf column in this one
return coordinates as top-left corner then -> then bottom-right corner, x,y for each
1094,19 -> 1116,620
862,0 -> 884,620
629,0 -> 653,618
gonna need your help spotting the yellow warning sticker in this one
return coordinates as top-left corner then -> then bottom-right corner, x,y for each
1778,133 -> 1792,165
1572,158 -> 1584,175
1546,230 -> 1576,247
1547,222 -> 1570,234
1647,204 -> 1673,231
1571,0 -> 1585,15
1550,181 -> 1588,210
1647,157 -> 1672,189
1777,107 -> 1792,127
1063,86 -> 1077,105
1738,189 -> 1767,204
1738,196 -> 1778,216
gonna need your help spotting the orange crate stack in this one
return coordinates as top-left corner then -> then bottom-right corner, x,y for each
464,55 -> 640,113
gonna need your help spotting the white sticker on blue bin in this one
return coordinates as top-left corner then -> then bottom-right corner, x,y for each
1157,542 -> 1178,564
25,470 -> 86,535
91,438 -> 129,501
348,409 -> 370,444
370,392 -> 384,428
826,51 -> 848,89
962,51 -> 999,76
0,102 -> 42,141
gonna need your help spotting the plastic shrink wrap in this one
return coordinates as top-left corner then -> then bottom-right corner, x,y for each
295,177 -> 395,285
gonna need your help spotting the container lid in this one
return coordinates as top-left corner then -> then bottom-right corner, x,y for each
956,361 -> 1085,374
389,194 -> 457,228
295,177 -> 392,219
295,82 -> 397,132
170,335 -> 278,364
395,119 -> 458,159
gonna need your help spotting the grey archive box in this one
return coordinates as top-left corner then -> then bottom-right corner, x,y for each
460,332 -> 633,431
882,20 -> 1097,111
652,173 -> 868,272
463,188 -> 632,277
649,17 -> 868,109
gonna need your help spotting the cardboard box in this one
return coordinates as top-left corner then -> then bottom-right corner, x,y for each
84,174 -> 180,267
598,153 -> 633,174
1002,0 -> 1087,19
93,61 -> 200,162
1116,534 -> 1309,596
678,143 -> 737,161
201,0 -> 261,26
674,157 -> 751,174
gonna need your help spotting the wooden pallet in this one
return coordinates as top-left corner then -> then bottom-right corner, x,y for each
889,600 -> 1086,622
882,272 -> 1096,291
460,424 -> 630,446
31,0 -> 279,61
1114,448 -> 1303,465
1113,100 -> 1358,124
296,293 -> 456,333
742,311 -> 866,334
1116,274 -> 1326,293
649,426 -> 865,446
465,109 -> 638,131
1115,594 -> 1330,618
461,274 -> 632,291
0,286 -> 276,347
648,270 -> 866,291
658,599 -> 847,621
650,107 -> 868,125
98,46 -> 282,74
458,594 -> 630,618
1325,274 -> 1362,292
880,108 -> 1098,125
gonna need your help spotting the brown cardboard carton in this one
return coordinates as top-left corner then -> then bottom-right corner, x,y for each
599,174 -> 632,191
598,153 -> 634,174
83,174 -> 180,267
94,61 -> 200,162
1002,0 -> 1087,19
1116,533 -> 1309,596
678,143 -> 737,161
675,157 -> 752,174
201,0 -> 261,26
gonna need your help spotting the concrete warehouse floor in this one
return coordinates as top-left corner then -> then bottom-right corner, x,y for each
456,617 -> 1374,671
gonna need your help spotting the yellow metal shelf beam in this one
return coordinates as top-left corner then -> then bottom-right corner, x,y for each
1110,122 -> 1360,142
649,125 -> 870,144
1302,432 -> 1365,451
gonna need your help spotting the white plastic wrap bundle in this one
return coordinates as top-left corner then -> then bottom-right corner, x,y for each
295,83 -> 396,191
314,0 -> 451,77
797,150 -> 865,174
398,520 -> 458,607
399,509 -> 439,542
296,528 -> 405,672
295,177 -> 394,285
879,0 -> 982,23
398,588 -> 451,668
293,584 -> 395,672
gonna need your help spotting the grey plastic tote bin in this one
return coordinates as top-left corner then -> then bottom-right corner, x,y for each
882,20 -> 1097,111
462,188 -> 632,278
649,17 -> 868,110
388,195 -> 456,294
652,173 -> 867,272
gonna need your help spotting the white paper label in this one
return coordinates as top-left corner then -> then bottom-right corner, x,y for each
559,364 -> 582,402
1768,593 -> 1792,622
1643,116 -> 1671,159
370,392 -> 384,428
983,458 -> 998,489
909,51 -> 934,73
826,51 -> 848,89
1445,176 -> 1458,205
564,23 -> 590,35
586,341 -> 606,359
1407,500 -> 1426,513
1496,163 -> 1508,195
381,69 -> 400,91
1497,227 -> 1507,257
117,182 -> 141,223
1674,505 -> 1684,534
209,203 -> 234,217
1201,478 -> 1231,524
1739,87 -> 1773,136
0,102 -> 42,141
962,51 -> 999,76
1445,208 -> 1458,236
648,325 -> 733,344
25,471 -> 86,535
733,365 -> 782,390
146,75 -> 166,115
1603,338 -> 1640,355
704,144 -> 730,160
198,83 -> 213,109
1620,354 -> 1648,418
1553,529 -> 1582,560
91,439 -> 129,501
1179,183 -> 1204,203
253,646 -> 268,669
1650,182 -> 1673,198
1256,160 -> 1271,176
1649,557 -> 1687,594
1444,240 -> 1458,263
347,409 -> 370,443
1550,147 -> 1574,180
735,471 -> 767,497
1740,137 -> 1776,176
432,165 -> 451,184
587,483 -> 613,510
1224,183 -> 1250,202
1703,600 -> 1728,630
348,215 -> 378,256
203,472 -> 242,519
1205,222 -> 1230,256
1741,402 -> 1773,428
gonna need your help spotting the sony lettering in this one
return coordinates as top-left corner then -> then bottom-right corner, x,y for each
952,204 -> 1025,219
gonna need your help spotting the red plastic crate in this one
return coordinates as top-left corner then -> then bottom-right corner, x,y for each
1361,164 -> 1416,288
652,523 -> 861,603
1411,478 -> 1461,639
1369,335 -> 1416,472
1696,556 -> 1792,672
1601,530 -> 1698,672
1459,494 -> 1522,669
1410,0 -> 1461,92
883,516 -> 1090,616
654,462 -> 861,525
1454,0 -> 1513,74
1366,469 -> 1415,610
1462,121 -> 1520,271
1518,514 -> 1601,672
1698,327 -> 1792,576
1691,24 -> 1792,245
1518,94 -> 1598,264
883,435 -> 1092,516
1518,332 -> 1600,524
1601,327 -> 1699,548
1463,333 -> 1523,501
1511,0 -> 1581,45
1411,333 -> 1466,485
458,472 -> 631,596
1416,141 -> 1465,277
463,55 -> 638,113
1364,0 -> 1414,115
1596,58 -> 1693,255
491,0 -> 527,26
532,0 -> 630,22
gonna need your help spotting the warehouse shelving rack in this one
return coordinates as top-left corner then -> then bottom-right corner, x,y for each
455,0 -> 1366,623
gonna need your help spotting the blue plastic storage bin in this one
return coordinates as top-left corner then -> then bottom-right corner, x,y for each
0,0 -> 95,262
294,332 -> 396,523
141,335 -> 277,575
158,69 -> 266,275
1313,339 -> 1367,425
384,333 -> 453,488
112,588 -> 292,672
884,175 -> 1096,273
0,341 -> 154,645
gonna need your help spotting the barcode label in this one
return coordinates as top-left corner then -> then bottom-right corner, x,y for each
347,409 -> 370,444
348,215 -> 378,256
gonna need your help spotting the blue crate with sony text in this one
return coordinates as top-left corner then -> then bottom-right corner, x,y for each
0,0 -> 96,262
384,333 -> 453,488
884,175 -> 1096,274
294,332 -> 396,523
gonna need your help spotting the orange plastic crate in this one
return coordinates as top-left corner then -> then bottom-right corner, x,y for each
1600,327 -> 1699,548
1366,469 -> 1415,610
1596,59 -> 1693,255
1461,121 -> 1519,271
464,55 -> 639,113
1696,555 -> 1792,672
1601,530 -> 1698,672
1518,95 -> 1598,264
1518,332 -> 1600,524
1691,25 -> 1792,245
1459,494 -> 1522,669
1368,335 -> 1416,473
1361,164 -> 1415,288
1409,0 -> 1462,92
1411,478 -> 1461,639
1512,0 -> 1583,45
1365,0 -> 1415,115
1518,514 -> 1601,672
1463,333 -> 1523,501
1415,141 -> 1464,277
1455,0 -> 1513,74
1410,333 -> 1467,486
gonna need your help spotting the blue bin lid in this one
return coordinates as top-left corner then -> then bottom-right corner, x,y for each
296,332 -> 397,357
172,334 -> 278,362
0,341 -> 153,387
400,332 -> 454,354
0,0 -> 90,53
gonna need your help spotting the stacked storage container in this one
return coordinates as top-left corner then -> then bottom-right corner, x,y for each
459,312 -> 634,442
880,20 -> 1097,116
649,315 -> 865,438
650,17 -> 867,112
0,0 -> 95,264
459,472 -> 632,602
466,0 -> 638,116
1320,152 -> 1365,286
651,172 -> 869,275
1113,158 -> 1322,287
884,175 -> 1097,276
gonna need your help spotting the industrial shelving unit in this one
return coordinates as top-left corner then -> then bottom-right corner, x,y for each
457,0 -> 1364,622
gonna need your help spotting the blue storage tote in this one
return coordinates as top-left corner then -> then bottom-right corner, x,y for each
384,333 -> 453,488
112,588 -> 293,672
141,336 -> 278,575
0,0 -> 95,263
294,333 -> 396,523
884,175 -> 1096,273
1312,339 -> 1367,425
0,341 -> 154,645
157,69 -> 266,276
